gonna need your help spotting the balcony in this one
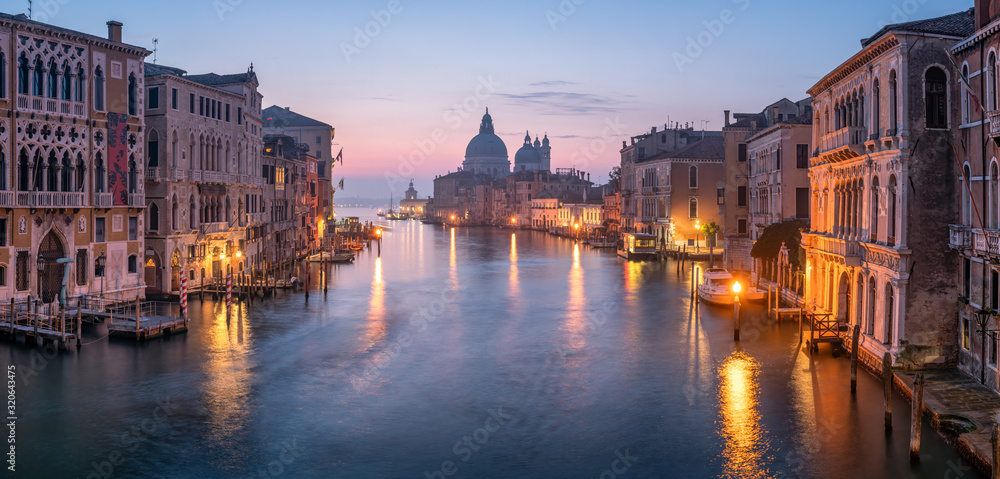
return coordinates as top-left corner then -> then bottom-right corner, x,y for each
949,224 -> 972,249
17,94 -> 86,119
170,168 -> 185,181
15,191 -> 86,207
818,126 -> 866,163
129,193 -> 144,208
973,228 -> 1000,257
806,233 -> 862,267
94,193 -> 113,208
145,168 -> 160,180
989,110 -> 1000,139
201,222 -> 230,235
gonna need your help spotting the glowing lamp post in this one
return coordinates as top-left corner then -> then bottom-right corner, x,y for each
376,228 -> 382,257
574,223 -> 580,241
733,281 -> 742,342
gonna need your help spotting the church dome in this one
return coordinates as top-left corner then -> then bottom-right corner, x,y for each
465,133 -> 508,159
514,144 -> 541,165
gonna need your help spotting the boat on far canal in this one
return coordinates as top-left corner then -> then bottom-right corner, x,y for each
617,233 -> 657,260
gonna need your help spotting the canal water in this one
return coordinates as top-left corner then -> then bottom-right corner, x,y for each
8,209 -> 986,478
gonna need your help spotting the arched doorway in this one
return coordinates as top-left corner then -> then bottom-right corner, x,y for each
171,250 -> 181,292
144,251 -> 160,295
837,272 -> 850,324
37,230 -> 66,304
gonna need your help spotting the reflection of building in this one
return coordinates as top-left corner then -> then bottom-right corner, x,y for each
143,62 -> 263,296
0,16 -> 149,303
399,180 -> 428,217
803,9 -> 970,369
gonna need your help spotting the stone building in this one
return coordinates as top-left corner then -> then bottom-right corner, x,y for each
263,106 -> 336,220
745,112 -> 813,278
261,135 -> 309,270
803,8 -> 972,369
619,124 -> 721,235
721,98 -> 811,273
949,1 -> 1000,390
0,15 -> 149,303
399,180 -> 429,218
142,62 -> 264,296
462,109 -> 509,179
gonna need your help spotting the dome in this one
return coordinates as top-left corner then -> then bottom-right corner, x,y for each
465,133 -> 508,159
514,144 -> 541,166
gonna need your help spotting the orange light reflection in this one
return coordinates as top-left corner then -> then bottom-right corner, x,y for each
718,352 -> 772,479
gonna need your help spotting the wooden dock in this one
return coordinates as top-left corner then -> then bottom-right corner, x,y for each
0,310 -> 79,349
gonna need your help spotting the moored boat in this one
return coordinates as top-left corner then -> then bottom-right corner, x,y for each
698,268 -> 737,305
617,233 -> 657,260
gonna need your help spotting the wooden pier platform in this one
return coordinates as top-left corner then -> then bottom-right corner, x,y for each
108,315 -> 187,340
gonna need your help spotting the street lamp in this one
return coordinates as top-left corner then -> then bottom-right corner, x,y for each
733,281 -> 742,342
975,309 -> 996,384
695,220 -> 701,253
36,255 -> 46,302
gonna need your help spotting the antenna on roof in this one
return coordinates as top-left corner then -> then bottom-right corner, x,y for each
152,38 -> 158,64
27,0 -> 31,19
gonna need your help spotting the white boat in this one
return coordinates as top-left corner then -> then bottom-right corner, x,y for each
698,268 -> 737,305
307,252 -> 355,263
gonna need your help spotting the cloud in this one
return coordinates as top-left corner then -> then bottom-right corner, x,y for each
496,91 -> 621,115
528,80 -> 577,87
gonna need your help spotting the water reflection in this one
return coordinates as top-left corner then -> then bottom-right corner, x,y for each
562,243 -> 587,355
718,351 -> 772,479
202,301 -> 253,470
509,233 -> 519,297
364,257 -> 387,347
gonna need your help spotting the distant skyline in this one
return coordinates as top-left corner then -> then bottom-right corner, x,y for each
9,0 -> 970,197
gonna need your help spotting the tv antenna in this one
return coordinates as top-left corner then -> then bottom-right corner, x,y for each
152,38 -> 158,64
27,0 -> 31,19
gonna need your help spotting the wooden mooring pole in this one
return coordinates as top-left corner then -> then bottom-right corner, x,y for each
851,325 -> 860,394
909,372 -> 924,462
76,302 -> 82,349
992,425 -> 1000,479
883,352 -> 893,432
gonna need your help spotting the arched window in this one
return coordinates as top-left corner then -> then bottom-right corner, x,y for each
32,150 -> 42,191
16,54 -> 28,95
873,78 -> 881,135
74,64 -> 85,102
189,195 -> 196,229
127,73 -> 137,116
992,162 -> 999,229
963,164 -> 973,225
32,56 -> 43,96
93,66 -> 104,111
46,59 -> 57,99
926,67 -> 947,129
94,153 -> 105,193
46,151 -> 57,191
61,152 -> 71,192
889,70 -> 898,133
172,196 -> 178,230
0,51 -> 6,98
127,254 -> 137,274
870,176 -> 880,242
689,165 -> 698,188
149,203 -> 159,232
689,197 -> 698,219
0,149 -> 6,191
962,64 -> 971,124
75,154 -> 85,192
128,156 -> 137,193
17,149 -> 27,191
888,175 -> 898,246
148,130 -> 159,167
884,283 -> 895,344
867,276 -> 877,336
990,52 -> 998,111
61,63 -> 71,101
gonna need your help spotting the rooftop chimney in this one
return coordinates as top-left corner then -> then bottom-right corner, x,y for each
106,21 -> 123,43
724,110 -> 731,127
750,120 -> 757,132
651,126 -> 657,134
772,106 -> 779,124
